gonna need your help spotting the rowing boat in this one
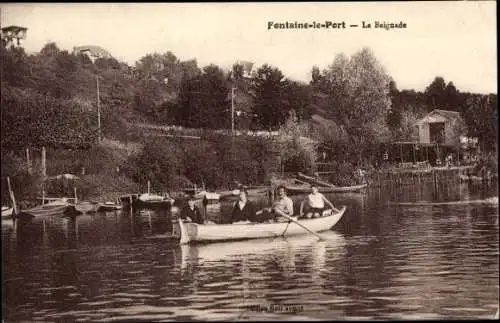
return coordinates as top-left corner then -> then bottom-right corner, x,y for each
459,174 -> 483,182
174,205 -> 347,244
18,200 -> 82,219
2,206 -> 13,218
296,172 -> 335,187
96,202 -> 122,212
75,201 -> 99,214
286,184 -> 368,195
135,193 -> 175,209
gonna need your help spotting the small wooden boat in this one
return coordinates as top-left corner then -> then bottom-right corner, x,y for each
131,193 -> 175,209
459,174 -> 483,182
218,189 -> 240,200
75,201 -> 99,214
194,191 -> 220,204
18,199 -> 82,219
96,201 -> 122,212
174,206 -> 347,244
296,172 -> 335,187
1,206 -> 13,218
286,184 -> 368,195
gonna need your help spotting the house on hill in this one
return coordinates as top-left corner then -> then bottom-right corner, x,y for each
73,45 -> 113,63
236,60 -> 257,79
1,25 -> 28,48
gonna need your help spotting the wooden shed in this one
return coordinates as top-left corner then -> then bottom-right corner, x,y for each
415,109 -> 466,146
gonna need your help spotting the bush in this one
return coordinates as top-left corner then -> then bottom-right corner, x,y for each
326,161 -> 359,186
125,137 -> 186,190
1,86 -> 98,149
281,138 -> 317,174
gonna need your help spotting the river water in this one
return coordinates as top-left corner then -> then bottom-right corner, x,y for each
2,181 -> 499,321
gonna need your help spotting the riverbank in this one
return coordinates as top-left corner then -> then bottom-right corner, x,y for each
2,133 -> 497,208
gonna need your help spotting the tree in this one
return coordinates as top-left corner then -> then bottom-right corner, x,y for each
171,64 -> 229,129
315,47 -> 392,163
424,76 -> 447,110
311,65 -> 322,88
132,78 -> 165,119
40,42 -> 60,57
387,79 -> 402,131
231,63 -> 244,80
283,80 -> 313,122
252,64 -> 288,130
0,45 -> 31,87
461,93 -> 497,152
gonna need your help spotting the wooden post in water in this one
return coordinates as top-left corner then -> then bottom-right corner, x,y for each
41,146 -> 47,178
6,176 -> 18,215
26,148 -> 32,174
399,144 -> 403,164
412,144 -> 416,164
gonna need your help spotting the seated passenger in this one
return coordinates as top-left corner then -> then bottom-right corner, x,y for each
231,190 -> 257,223
180,196 -> 205,224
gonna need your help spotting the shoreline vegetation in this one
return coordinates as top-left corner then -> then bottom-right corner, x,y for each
1,42 -> 497,207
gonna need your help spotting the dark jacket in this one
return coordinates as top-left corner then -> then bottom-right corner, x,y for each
231,200 -> 257,223
180,206 -> 204,224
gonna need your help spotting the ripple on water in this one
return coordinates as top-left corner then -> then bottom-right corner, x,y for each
3,184 -> 498,321
110,292 -> 158,299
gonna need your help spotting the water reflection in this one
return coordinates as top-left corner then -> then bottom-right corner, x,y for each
2,182 -> 498,321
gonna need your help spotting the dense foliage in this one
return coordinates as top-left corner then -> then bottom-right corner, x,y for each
0,40 -> 496,204
124,135 -> 277,191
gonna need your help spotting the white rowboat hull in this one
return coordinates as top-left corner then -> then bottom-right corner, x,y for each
2,207 -> 13,218
175,206 -> 347,244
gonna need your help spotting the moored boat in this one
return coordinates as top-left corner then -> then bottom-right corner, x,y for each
285,184 -> 367,195
128,193 -> 175,209
219,187 -> 270,201
96,201 -> 123,212
174,205 -> 347,244
2,206 -> 13,218
296,172 -> 335,187
195,191 -> 220,204
459,174 -> 483,182
75,201 -> 99,214
18,199 -> 82,219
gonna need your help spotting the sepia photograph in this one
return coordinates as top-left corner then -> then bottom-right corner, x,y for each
1,1 -> 498,321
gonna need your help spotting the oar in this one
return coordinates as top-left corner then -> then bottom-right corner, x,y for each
279,213 -> 327,241
256,208 -> 327,241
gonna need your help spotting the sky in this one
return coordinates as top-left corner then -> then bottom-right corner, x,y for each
1,2 -> 497,94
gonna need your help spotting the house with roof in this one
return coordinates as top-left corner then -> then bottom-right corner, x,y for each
1,25 -> 28,48
415,109 -> 467,146
236,60 -> 257,79
72,45 -> 113,63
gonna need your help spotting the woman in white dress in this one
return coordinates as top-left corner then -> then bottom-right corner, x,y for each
299,185 -> 337,219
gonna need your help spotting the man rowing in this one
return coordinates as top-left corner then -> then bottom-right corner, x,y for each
263,185 -> 294,222
299,185 -> 337,219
